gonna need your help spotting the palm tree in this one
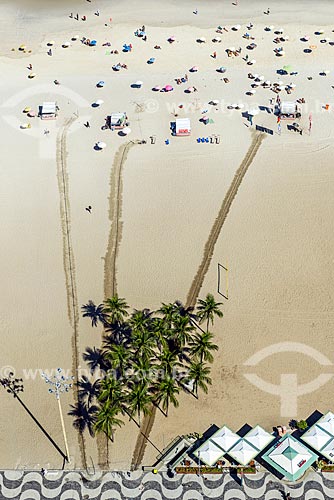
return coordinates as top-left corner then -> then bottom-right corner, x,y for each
126,381 -> 152,425
105,343 -> 131,379
82,346 -> 110,374
98,375 -> 123,405
173,300 -> 199,322
81,300 -> 107,327
153,376 -> 180,416
68,400 -> 98,437
77,376 -> 101,405
189,331 -> 218,363
103,295 -> 129,324
186,361 -> 212,398
197,293 -> 223,332
171,315 -> 195,348
129,308 -> 153,333
158,348 -> 182,377
104,321 -> 132,346
132,328 -> 156,359
95,400 -> 124,442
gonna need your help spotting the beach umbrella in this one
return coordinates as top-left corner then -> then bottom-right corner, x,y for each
253,73 -> 259,79
213,37 -> 222,42
236,103 -> 244,109
231,104 -> 238,109
152,85 -> 161,91
248,89 -> 256,94
283,64 -> 292,73
190,66 -> 199,72
248,59 -> 256,65
217,66 -> 226,73
71,36 -> 78,41
47,40 -> 55,46
28,111 -> 36,117
19,44 -> 26,50
164,85 -> 173,91
186,86 -> 195,93
277,27 -> 284,33
135,80 -> 143,87
90,40 -> 97,46
96,141 -> 107,149
168,36 -> 176,42
258,75 -> 265,80
322,69 -> 330,75
228,46 -> 236,51
23,106 -> 31,113
317,29 -> 325,35
97,81 -> 105,87
28,73 -> 36,79
198,36 -> 206,42
232,24 -> 241,30
62,42 -> 70,48
94,99 -> 104,105
122,127 -> 131,135
211,99 -> 219,105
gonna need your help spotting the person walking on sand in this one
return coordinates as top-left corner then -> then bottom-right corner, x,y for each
266,7 -> 270,14
85,205 -> 92,213
212,51 -> 217,58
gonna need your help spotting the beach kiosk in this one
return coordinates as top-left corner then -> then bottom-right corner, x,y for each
39,102 -> 57,120
175,118 -> 191,136
279,101 -> 301,119
107,112 -> 128,130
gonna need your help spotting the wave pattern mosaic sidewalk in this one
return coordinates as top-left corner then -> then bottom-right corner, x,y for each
1,470 -> 334,500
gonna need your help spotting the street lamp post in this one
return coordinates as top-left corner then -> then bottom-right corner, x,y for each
0,372 -> 68,464
41,368 -> 73,463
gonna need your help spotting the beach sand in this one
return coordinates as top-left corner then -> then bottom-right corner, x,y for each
0,0 -> 334,470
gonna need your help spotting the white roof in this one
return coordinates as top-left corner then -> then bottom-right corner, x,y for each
317,412 -> 334,436
245,426 -> 274,451
210,426 -> 240,452
268,436 -> 313,476
42,102 -> 56,114
320,438 -> 334,461
302,425 -> 333,451
110,112 -> 126,124
175,118 -> 191,132
228,439 -> 259,465
280,101 -> 297,114
193,440 -> 225,466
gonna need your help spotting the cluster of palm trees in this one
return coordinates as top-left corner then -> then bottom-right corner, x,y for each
68,293 -> 223,452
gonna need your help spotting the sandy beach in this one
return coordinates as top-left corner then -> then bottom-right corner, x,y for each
0,0 -> 334,471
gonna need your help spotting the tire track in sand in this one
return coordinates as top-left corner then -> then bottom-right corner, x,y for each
186,131 -> 265,308
56,116 -> 86,468
98,141 -> 138,468
131,132 -> 265,470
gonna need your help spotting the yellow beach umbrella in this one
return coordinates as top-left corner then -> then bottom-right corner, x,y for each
28,73 -> 36,79
23,106 -> 31,113
19,44 -> 26,50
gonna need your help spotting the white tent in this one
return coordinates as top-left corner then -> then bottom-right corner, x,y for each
319,438 -> 334,461
228,439 -> 259,465
317,411 -> 334,436
210,426 -> 240,452
193,441 -> 225,466
175,118 -> 191,136
301,425 -> 333,451
40,102 -> 57,120
262,435 -> 317,481
280,101 -> 298,115
244,426 -> 274,451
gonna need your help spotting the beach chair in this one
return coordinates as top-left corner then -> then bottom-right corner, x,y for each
215,135 -> 220,144
223,78 -> 229,83
150,135 -> 156,144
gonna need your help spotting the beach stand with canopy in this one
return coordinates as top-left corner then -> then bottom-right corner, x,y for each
279,101 -> 301,119
227,439 -> 259,466
243,426 -> 274,452
39,102 -> 57,120
175,118 -> 191,136
97,81 -> 105,88
262,435 -> 317,481
210,426 -> 240,452
301,423 -> 333,456
96,141 -> 106,150
107,112 -> 127,130
193,440 -> 225,466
